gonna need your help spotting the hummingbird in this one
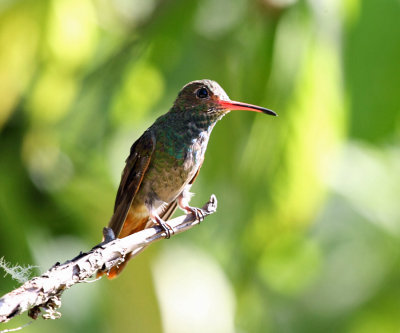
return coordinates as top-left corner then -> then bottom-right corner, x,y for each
105,79 -> 276,278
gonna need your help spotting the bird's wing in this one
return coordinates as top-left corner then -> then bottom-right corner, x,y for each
159,160 -> 204,221
108,130 -> 156,237
188,161 -> 203,186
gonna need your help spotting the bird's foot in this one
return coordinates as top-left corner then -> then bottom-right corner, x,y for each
185,206 -> 206,223
155,217 -> 175,239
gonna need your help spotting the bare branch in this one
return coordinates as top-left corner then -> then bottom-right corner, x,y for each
0,195 -> 217,324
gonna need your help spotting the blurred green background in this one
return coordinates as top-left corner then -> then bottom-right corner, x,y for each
1,0 -> 400,332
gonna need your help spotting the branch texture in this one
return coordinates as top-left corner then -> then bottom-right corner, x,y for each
0,195 -> 217,324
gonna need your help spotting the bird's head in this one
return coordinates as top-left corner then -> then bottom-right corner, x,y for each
173,79 -> 277,118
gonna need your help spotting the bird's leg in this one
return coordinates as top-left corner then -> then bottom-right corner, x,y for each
150,211 -> 174,239
185,206 -> 206,222
178,190 -> 207,223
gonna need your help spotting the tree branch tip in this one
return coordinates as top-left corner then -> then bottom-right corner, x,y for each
205,194 -> 217,213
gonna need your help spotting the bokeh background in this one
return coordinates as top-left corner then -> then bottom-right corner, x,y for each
1,0 -> 400,332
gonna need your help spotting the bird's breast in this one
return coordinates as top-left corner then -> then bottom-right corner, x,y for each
184,131 -> 209,168
143,129 -> 210,203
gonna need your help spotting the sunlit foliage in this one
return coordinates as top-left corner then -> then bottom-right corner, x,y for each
1,0 -> 399,332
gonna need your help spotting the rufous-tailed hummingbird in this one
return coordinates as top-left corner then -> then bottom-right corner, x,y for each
105,79 -> 276,278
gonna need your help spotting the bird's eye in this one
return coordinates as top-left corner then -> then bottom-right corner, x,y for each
196,87 -> 209,99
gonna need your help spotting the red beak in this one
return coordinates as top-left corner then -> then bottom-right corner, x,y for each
219,100 -> 277,116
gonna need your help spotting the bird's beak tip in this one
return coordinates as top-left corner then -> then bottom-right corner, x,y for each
263,109 -> 277,116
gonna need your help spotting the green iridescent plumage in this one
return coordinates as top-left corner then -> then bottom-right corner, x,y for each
104,79 -> 276,278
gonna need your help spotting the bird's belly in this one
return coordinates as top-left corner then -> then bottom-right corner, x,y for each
151,164 -> 196,203
144,149 -> 200,204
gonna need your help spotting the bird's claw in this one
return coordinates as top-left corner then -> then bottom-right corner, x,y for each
186,206 -> 206,223
158,219 -> 175,239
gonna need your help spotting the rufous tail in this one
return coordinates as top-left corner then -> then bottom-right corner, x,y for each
97,215 -> 149,279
